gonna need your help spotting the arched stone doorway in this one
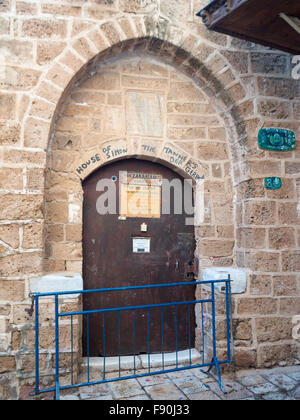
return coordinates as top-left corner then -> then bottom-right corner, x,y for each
44,52 -> 236,362
45,54 -> 235,275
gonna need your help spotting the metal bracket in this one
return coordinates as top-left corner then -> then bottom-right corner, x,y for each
25,293 -> 35,317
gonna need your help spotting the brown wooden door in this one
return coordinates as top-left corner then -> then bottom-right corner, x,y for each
83,159 -> 195,357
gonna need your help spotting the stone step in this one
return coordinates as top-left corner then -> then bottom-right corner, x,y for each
80,349 -> 202,374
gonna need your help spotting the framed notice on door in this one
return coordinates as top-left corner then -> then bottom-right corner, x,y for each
120,171 -> 162,218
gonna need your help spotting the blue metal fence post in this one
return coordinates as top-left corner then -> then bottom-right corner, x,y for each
225,275 -> 231,362
211,281 -> 226,394
34,295 -> 39,395
226,274 -> 235,376
54,295 -> 60,400
102,312 -> 106,380
71,315 -> 74,386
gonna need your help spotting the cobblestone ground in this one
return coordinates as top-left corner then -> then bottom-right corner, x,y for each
55,365 -> 300,401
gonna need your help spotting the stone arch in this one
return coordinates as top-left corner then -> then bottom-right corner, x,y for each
37,20 -> 245,366
23,15 -> 251,185
44,52 -> 236,275
34,16 -> 251,271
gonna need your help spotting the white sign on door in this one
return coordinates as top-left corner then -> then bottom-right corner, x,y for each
133,237 -> 150,253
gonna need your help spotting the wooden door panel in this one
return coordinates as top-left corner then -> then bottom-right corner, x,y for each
83,159 -> 195,356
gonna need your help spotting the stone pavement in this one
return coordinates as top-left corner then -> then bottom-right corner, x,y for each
59,365 -> 300,401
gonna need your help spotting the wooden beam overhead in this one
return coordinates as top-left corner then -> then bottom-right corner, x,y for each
197,0 -> 300,55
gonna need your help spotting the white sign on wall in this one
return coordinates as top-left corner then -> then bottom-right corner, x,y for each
202,268 -> 247,294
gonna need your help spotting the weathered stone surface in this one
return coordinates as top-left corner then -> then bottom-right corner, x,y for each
279,297 -> 300,315
267,373 -> 298,391
0,356 -> 16,374
269,228 -> 295,250
248,382 -> 279,395
0,66 -> 41,90
0,195 -> 43,221
257,77 -> 299,99
65,225 -> 82,242
22,223 -> 44,249
258,99 -> 291,119
120,0 -> 157,14
0,252 -> 43,276
0,280 -> 25,302
278,202 -> 300,225
26,168 -> 45,191
244,201 -> 276,225
249,274 -> 272,296
0,122 -> 20,146
247,251 -> 280,272
256,318 -> 292,343
3,149 -> 46,166
24,117 -> 50,149
237,298 -> 278,315
0,168 -> 23,190
50,242 -> 82,261
0,0 -> 299,393
273,275 -> 298,297
257,344 -> 292,368
234,349 -> 257,368
37,41 -> 66,65
197,143 -> 228,160
0,225 -> 19,249
237,227 -> 266,249
285,162 -> 300,175
0,17 -> 9,35
200,240 -> 234,257
0,39 -> 34,64
126,91 -> 164,137
0,93 -> 16,119
250,161 -> 281,177
282,251 -> 300,272
45,201 -> 69,224
251,53 -> 288,75
21,18 -> 67,39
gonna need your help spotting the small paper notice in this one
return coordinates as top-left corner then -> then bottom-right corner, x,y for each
133,237 -> 150,253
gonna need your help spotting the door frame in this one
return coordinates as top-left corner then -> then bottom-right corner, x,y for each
80,155 -> 203,358
81,157 -> 199,357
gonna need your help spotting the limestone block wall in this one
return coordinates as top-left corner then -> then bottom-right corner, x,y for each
0,0 -> 299,398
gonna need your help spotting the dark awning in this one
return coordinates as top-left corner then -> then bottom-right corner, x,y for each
197,0 -> 300,55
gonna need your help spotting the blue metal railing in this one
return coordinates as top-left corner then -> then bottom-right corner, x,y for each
30,277 -> 233,400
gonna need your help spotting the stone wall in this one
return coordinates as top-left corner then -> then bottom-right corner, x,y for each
0,0 -> 299,399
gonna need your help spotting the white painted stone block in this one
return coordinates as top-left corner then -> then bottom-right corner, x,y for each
0,333 -> 10,352
202,267 -> 247,294
30,272 -> 83,297
140,349 -> 201,369
81,356 -> 142,373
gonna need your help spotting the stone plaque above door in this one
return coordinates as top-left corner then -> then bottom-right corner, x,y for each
125,91 -> 164,137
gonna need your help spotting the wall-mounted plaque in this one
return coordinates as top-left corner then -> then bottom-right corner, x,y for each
120,171 -> 162,218
258,128 -> 296,151
133,237 -> 150,253
264,177 -> 282,190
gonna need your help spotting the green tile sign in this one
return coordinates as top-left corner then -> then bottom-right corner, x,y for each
258,128 -> 296,151
264,177 -> 282,190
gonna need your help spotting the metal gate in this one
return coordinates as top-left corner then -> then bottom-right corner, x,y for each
30,277 -> 233,400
